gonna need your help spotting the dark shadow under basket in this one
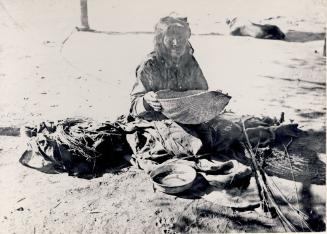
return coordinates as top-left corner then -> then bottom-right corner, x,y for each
156,90 -> 231,124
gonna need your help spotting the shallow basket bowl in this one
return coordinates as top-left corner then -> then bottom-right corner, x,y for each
150,163 -> 197,194
156,90 -> 231,124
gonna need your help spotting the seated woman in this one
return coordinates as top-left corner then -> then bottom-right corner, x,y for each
129,14 -> 300,154
130,15 -> 208,121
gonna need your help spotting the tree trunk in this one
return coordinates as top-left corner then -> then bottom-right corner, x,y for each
323,37 -> 326,57
80,0 -> 89,30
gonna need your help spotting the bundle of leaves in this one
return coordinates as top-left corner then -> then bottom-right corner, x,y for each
53,118 -> 131,176
21,117 -> 132,178
56,118 -> 127,161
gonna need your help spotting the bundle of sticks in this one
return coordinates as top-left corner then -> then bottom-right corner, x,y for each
241,120 -> 311,232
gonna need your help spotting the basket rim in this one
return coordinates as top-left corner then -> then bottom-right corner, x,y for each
156,89 -> 231,101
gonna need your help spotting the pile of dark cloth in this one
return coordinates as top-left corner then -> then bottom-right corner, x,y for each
20,113 -> 301,181
20,117 -> 131,177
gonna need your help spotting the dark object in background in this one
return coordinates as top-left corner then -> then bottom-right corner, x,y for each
226,17 -> 285,40
0,127 -> 20,136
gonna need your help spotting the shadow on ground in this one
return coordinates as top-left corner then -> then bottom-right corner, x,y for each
265,129 -> 326,185
285,30 -> 325,42
263,129 -> 326,232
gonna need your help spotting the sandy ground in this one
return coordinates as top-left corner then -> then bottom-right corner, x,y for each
0,0 -> 326,233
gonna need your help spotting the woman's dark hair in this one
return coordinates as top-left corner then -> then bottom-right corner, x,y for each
154,15 -> 192,57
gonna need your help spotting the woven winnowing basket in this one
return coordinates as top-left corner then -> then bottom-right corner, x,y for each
157,90 -> 231,124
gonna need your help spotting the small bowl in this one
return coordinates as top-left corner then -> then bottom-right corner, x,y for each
156,90 -> 231,124
150,163 -> 197,194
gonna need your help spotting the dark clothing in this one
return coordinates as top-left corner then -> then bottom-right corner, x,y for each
130,51 -> 208,120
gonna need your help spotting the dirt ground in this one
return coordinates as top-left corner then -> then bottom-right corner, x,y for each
0,0 -> 326,233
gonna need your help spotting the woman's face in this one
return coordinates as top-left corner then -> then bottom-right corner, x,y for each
163,26 -> 189,58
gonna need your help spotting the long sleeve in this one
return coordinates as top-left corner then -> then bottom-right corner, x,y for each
130,58 -> 157,118
130,78 -> 148,117
130,67 -> 151,117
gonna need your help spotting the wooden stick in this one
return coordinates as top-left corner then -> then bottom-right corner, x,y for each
80,0 -> 90,30
241,120 -> 297,232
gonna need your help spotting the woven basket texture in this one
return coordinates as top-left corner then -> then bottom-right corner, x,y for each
156,90 -> 231,124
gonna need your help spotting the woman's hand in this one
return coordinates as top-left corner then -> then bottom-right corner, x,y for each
143,91 -> 162,112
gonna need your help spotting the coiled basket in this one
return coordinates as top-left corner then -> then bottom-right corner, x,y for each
156,89 -> 231,124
